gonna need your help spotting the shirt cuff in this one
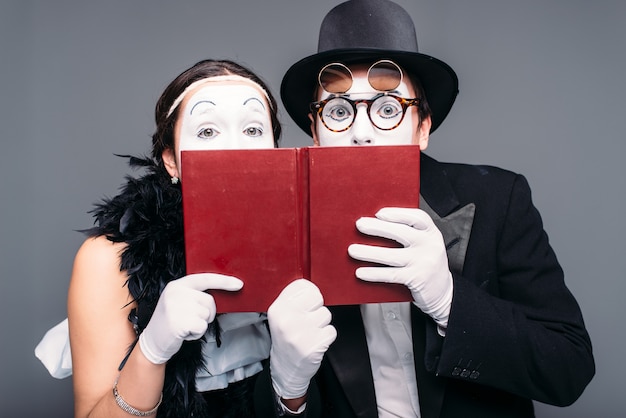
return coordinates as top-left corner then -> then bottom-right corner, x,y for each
273,388 -> 306,415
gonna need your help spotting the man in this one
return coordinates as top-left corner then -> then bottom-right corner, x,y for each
257,1 -> 594,417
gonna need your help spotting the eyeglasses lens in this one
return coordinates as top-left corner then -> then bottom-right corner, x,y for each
319,64 -> 353,93
367,60 -> 402,92
320,97 -> 353,131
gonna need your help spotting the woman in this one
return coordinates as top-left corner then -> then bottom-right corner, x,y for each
66,59 -> 282,417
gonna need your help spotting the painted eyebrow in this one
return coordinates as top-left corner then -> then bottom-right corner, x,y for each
189,100 -> 216,115
243,97 -> 266,109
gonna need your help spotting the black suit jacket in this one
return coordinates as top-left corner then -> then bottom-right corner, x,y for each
255,153 -> 594,417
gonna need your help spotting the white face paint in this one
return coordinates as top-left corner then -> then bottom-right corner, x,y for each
174,82 -> 274,172
313,65 -> 427,148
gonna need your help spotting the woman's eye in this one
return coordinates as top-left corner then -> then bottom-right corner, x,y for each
244,126 -> 263,137
197,127 -> 218,139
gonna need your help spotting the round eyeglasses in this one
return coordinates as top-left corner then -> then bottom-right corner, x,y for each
318,60 -> 404,94
310,93 -> 420,132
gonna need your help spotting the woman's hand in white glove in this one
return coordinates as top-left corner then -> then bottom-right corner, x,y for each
268,279 -> 337,400
138,273 -> 243,365
349,207 -> 453,328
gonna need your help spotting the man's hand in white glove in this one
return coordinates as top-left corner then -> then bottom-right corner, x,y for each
268,279 -> 337,401
138,273 -> 243,364
348,207 -> 453,329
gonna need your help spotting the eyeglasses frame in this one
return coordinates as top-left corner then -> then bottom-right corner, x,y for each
310,93 -> 421,132
317,59 -> 405,94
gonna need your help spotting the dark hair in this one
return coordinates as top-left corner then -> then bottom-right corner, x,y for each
405,71 -> 432,124
151,59 -> 282,163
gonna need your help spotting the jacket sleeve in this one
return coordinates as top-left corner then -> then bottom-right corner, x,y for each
254,362 -> 321,418
427,174 -> 595,406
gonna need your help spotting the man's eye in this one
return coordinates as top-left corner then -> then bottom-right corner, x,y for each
326,105 -> 352,122
198,128 -> 218,139
244,126 -> 263,137
375,101 -> 402,119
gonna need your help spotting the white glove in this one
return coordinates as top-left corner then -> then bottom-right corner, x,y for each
139,273 -> 243,364
348,207 -> 453,328
268,279 -> 337,399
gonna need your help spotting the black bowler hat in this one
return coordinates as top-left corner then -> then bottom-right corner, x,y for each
281,0 -> 459,136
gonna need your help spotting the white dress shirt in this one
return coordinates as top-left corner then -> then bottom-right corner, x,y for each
361,302 -> 421,417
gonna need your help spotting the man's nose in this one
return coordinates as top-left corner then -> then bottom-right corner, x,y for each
350,105 -> 375,146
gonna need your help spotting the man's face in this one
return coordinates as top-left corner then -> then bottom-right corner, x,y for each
310,64 -> 431,148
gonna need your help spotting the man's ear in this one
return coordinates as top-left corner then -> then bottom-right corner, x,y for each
162,148 -> 179,178
414,115 -> 432,150
308,113 -> 320,146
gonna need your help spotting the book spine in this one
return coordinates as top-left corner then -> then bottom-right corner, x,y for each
296,147 -> 311,279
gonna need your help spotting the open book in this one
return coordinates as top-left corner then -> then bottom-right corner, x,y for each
181,145 -> 419,312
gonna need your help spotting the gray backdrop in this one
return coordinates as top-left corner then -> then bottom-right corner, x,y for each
1,0 -> 624,416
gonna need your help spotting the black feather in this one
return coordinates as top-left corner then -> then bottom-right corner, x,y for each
82,155 -> 246,417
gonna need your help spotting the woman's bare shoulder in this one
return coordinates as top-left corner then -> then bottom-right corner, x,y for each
69,235 -> 132,306
75,235 -> 125,265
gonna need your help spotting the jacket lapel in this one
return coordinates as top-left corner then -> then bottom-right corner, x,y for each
327,305 -> 378,418
420,153 -> 475,276
420,199 -> 475,277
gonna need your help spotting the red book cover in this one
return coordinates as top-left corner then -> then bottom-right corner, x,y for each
181,146 -> 419,312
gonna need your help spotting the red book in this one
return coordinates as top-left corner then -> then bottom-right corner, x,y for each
181,146 -> 419,312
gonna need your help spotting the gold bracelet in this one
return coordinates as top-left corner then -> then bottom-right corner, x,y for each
113,378 -> 162,416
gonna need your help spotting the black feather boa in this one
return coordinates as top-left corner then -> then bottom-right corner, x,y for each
83,155 -> 256,417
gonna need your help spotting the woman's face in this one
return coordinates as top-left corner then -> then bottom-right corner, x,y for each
164,80 -> 275,178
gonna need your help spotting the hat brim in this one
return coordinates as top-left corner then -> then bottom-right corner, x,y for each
281,49 -> 459,136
